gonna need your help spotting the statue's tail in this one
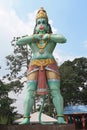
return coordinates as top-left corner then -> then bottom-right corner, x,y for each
38,95 -> 54,124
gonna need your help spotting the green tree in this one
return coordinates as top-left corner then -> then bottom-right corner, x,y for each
5,36 -> 32,81
0,80 -> 16,124
39,57 -> 87,117
3,37 -> 32,93
59,57 -> 87,105
0,36 -> 32,124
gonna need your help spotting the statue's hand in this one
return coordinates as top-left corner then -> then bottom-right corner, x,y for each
33,34 -> 40,42
42,34 -> 50,41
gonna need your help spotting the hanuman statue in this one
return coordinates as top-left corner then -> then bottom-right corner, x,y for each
16,7 -> 67,124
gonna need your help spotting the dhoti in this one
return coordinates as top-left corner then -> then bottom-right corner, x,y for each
27,59 -> 60,95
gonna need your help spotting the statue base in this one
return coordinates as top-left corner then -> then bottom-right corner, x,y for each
0,124 -> 75,130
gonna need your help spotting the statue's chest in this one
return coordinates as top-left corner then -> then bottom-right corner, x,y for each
30,42 -> 56,54
36,40 -> 47,54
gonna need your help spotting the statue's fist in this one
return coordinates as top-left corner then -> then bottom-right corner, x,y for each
32,34 -> 40,41
42,34 -> 50,41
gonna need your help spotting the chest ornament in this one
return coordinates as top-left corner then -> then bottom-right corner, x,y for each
37,34 -> 50,54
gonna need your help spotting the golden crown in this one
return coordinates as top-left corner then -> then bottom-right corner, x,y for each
36,7 -> 48,20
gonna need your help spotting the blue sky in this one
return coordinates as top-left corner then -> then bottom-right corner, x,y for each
0,0 -> 87,114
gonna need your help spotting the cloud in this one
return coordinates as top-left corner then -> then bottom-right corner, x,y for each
9,86 -> 26,114
53,50 -> 75,65
0,4 -> 36,59
0,4 -> 35,37
49,20 -> 57,33
0,2 -> 36,77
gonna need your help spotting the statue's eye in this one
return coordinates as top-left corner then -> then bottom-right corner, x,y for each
42,20 -> 47,24
42,21 -> 45,24
37,21 -> 41,24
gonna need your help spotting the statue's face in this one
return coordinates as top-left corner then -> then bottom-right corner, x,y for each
35,18 -> 49,34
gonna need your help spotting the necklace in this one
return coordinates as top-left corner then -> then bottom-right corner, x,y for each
36,34 -> 50,54
37,40 -> 47,53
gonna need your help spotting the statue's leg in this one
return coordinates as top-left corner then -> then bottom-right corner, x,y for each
19,71 -> 38,124
46,71 -> 66,124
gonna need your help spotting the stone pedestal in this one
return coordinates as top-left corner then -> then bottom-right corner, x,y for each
0,124 -> 75,130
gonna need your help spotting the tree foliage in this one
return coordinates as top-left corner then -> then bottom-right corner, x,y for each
59,57 -> 87,105
0,37 -> 32,124
0,80 -> 16,124
5,37 -> 32,81
43,57 -> 87,117
3,37 -> 32,92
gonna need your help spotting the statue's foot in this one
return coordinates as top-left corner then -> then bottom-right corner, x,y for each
19,118 -> 30,125
57,117 -> 67,124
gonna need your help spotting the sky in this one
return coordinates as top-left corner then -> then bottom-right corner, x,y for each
0,0 -> 87,114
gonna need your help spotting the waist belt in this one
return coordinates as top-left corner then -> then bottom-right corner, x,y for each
30,59 -> 56,70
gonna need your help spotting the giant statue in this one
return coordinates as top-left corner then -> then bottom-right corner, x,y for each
16,7 -> 67,124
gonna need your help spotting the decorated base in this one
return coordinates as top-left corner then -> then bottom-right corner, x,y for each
0,124 -> 75,130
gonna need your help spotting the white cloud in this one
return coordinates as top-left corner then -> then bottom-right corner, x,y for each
53,50 -> 75,65
9,85 -> 26,114
0,4 -> 35,37
49,20 -> 57,33
0,4 -> 36,60
0,3 -> 36,78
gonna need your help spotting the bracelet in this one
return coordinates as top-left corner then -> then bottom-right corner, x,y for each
23,116 -> 31,118
56,114 -> 64,117
32,34 -> 34,41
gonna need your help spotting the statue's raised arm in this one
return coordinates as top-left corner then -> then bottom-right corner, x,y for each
16,36 -> 32,46
50,34 -> 67,43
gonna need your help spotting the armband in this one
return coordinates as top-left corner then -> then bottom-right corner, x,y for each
32,34 -> 34,41
56,114 -> 64,117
